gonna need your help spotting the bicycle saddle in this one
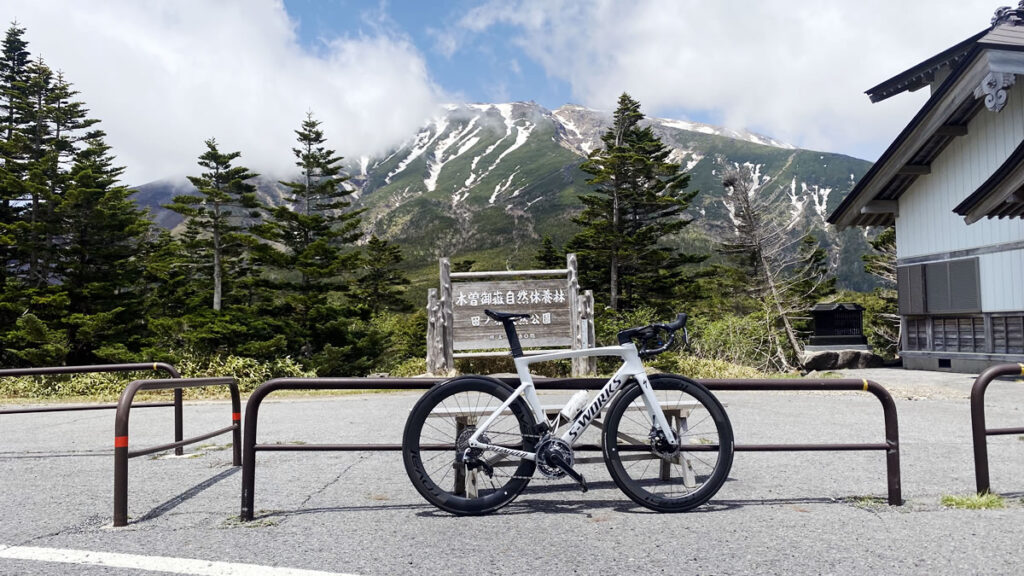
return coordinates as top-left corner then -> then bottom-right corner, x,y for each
484,309 -> 531,322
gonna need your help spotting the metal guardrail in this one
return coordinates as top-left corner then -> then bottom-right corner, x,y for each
971,363 -> 1024,494
240,376 -> 901,520
0,363 -> 186,455
114,377 -> 241,527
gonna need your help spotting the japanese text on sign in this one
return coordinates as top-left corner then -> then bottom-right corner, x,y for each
451,279 -> 572,351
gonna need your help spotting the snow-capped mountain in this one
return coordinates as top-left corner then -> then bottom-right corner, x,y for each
346,102 -> 874,289
137,101 -> 876,290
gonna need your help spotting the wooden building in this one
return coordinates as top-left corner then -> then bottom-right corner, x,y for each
829,5 -> 1024,372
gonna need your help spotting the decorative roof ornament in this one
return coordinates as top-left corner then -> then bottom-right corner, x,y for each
992,2 -> 1024,26
974,71 -> 1016,112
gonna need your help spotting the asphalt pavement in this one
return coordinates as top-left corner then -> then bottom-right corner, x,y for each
2,368 -> 1024,575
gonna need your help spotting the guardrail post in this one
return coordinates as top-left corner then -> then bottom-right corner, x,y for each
970,363 -> 1024,494
113,380 -> 140,527
113,376 -> 238,527
241,381 -> 272,521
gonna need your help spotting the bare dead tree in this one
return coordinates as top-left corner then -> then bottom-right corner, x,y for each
863,226 -> 901,356
719,164 -> 834,370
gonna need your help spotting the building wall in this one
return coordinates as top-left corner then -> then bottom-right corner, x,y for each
896,85 -> 1024,313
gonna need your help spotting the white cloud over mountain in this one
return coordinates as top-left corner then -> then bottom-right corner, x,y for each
2,0 -> 444,184
448,0 -> 997,161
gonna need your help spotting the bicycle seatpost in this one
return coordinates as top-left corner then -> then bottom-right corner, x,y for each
499,320 -> 523,358
484,309 -> 529,358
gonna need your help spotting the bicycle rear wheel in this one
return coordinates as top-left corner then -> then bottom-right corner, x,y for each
602,374 -> 733,512
402,376 -> 537,515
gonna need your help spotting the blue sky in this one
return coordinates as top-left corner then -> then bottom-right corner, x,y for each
284,0 -> 574,109
0,0 -> 1001,183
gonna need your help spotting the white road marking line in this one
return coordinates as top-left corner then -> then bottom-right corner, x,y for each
0,545 -> 359,576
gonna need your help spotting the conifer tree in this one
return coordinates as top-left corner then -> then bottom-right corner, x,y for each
0,24 -> 151,365
862,226 -> 899,356
567,93 -> 704,312
166,139 -> 260,311
354,235 -> 411,315
534,235 -> 563,269
257,112 -> 366,371
57,130 -> 151,361
263,111 -> 362,286
0,23 -> 32,363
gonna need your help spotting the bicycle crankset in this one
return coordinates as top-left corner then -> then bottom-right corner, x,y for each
536,437 -> 587,492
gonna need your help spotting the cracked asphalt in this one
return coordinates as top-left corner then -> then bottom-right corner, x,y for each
3,368 -> 1024,575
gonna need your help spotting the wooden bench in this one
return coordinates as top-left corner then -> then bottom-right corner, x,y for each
429,399 -> 701,496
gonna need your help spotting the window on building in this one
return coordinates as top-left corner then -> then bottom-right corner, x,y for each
898,257 -> 980,315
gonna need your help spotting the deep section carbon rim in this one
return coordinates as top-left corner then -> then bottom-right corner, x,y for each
402,377 -> 537,515
603,375 -> 733,512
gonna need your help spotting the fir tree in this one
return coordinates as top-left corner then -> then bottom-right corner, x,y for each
862,226 -> 899,356
534,236 -> 563,269
0,23 -> 32,363
256,112 -> 365,371
354,235 -> 412,315
57,130 -> 152,362
166,138 -> 260,311
263,111 -> 362,286
566,93 -> 704,312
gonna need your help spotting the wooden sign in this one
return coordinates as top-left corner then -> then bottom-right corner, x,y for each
451,279 -> 573,350
426,254 -> 595,376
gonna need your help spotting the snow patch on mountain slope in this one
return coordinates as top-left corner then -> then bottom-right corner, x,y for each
658,119 -> 794,150
490,168 -> 521,204
802,183 -> 832,221
386,118 -> 449,184
552,109 -> 595,154
668,149 -> 705,172
425,117 -> 480,192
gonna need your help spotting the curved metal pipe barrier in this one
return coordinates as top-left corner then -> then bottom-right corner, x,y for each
114,377 -> 241,527
971,363 -> 1024,494
0,363 -> 185,454
240,376 -> 901,520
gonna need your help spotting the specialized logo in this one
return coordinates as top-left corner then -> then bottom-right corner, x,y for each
566,377 -> 624,442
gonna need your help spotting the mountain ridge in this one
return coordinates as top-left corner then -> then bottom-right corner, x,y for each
134,101 -> 878,290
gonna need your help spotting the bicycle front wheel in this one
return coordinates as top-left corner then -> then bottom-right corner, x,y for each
603,374 -> 733,512
402,376 -> 537,515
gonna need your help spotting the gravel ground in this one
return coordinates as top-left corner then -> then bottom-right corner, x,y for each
2,369 -> 1024,575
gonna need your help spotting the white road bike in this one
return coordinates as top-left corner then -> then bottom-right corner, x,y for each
402,309 -> 734,515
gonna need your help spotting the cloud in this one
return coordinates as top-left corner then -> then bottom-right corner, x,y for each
448,0 -> 999,160
2,0 -> 444,184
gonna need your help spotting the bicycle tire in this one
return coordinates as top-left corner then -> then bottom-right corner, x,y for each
402,376 -> 537,515
602,373 -> 733,512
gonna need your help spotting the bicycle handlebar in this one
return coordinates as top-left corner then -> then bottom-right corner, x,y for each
616,313 -> 688,357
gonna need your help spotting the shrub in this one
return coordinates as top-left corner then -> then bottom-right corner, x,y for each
0,351 -> 316,401
172,350 -> 316,394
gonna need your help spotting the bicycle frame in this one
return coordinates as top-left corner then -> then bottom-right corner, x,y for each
466,342 -> 678,461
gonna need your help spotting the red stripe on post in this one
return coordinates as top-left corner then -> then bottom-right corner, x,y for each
114,436 -> 129,448
232,412 -> 241,421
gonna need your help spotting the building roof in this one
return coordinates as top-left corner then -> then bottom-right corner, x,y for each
828,7 -> 1024,228
811,302 -> 864,312
865,31 -> 987,103
953,137 -> 1024,222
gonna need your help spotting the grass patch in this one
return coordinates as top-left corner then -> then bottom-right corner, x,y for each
940,493 -> 1005,510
